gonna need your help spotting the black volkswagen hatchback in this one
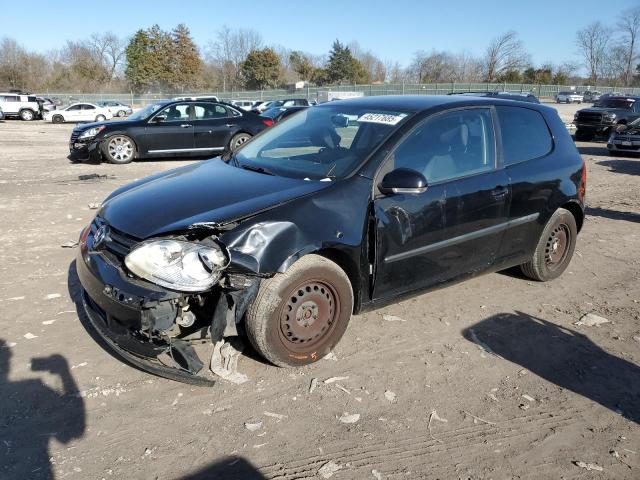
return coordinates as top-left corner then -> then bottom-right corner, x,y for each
75,95 -> 586,384
68,99 -> 273,164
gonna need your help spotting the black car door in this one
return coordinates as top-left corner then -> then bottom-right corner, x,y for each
192,103 -> 236,153
373,107 -> 509,300
142,103 -> 194,155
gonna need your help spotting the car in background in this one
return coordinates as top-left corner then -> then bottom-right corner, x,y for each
251,100 -> 275,113
44,103 -> 113,124
37,97 -> 57,112
0,106 -> 4,121
97,101 -> 133,118
606,117 -> 640,155
260,105 -> 309,123
173,95 -> 219,102
230,100 -> 257,111
574,96 -> 640,140
0,92 -> 42,120
68,99 -> 273,164
582,91 -> 601,103
556,91 -> 583,104
74,95 -> 585,384
252,98 -> 310,113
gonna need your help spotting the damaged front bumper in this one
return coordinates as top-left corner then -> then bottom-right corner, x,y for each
76,221 -> 260,385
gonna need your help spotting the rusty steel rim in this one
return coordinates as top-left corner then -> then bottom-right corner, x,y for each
545,223 -> 570,270
279,280 -> 340,351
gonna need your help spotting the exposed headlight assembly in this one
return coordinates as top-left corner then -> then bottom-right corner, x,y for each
603,112 -> 617,121
78,126 -> 106,139
125,239 -> 229,292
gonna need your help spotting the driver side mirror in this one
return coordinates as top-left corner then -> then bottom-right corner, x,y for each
379,168 -> 428,195
152,114 -> 167,123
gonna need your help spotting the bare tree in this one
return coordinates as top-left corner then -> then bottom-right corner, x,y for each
89,32 -> 126,83
483,31 -> 529,82
575,22 -> 611,83
207,26 -> 262,89
617,7 -> 640,86
348,41 -> 386,83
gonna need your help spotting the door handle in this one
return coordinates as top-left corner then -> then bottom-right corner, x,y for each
226,123 -> 236,127
180,124 -> 192,128
491,186 -> 509,198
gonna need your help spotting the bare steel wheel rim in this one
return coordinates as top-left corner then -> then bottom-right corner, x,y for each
108,136 -> 133,162
233,134 -> 250,150
279,280 -> 341,351
545,223 -> 570,270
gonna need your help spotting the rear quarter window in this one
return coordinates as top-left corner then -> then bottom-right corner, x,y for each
496,106 -> 553,165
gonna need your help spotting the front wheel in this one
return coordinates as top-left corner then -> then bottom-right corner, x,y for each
229,132 -> 252,152
117,110 -> 126,117
101,135 -> 136,164
52,115 -> 64,124
520,208 -> 577,282
245,254 -> 353,367
95,114 -> 106,122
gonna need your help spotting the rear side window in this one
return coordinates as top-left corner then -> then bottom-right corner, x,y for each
28,96 -> 37,102
496,106 -> 552,165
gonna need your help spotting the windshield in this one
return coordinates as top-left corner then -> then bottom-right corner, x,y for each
234,105 -> 412,180
598,99 -> 635,109
628,117 -> 640,127
128,103 -> 166,121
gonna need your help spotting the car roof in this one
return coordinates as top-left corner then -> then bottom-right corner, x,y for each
319,94 -> 550,113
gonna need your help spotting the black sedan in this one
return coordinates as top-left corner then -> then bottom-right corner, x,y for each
69,100 -> 273,164
75,95 -> 585,385
260,105 -> 308,123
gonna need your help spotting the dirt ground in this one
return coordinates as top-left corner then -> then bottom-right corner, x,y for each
0,103 -> 639,480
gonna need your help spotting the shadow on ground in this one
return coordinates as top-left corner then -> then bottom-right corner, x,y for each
0,340 -> 85,479
179,457 -> 266,479
462,311 -> 640,424
596,159 -> 640,176
586,206 -> 640,223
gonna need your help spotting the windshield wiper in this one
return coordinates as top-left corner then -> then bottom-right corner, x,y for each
239,163 -> 275,176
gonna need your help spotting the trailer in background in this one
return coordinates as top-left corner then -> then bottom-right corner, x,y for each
317,91 -> 364,103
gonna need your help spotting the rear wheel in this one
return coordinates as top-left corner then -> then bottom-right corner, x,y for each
521,208 -> 577,282
20,109 -> 35,121
52,115 -> 64,124
101,135 -> 135,164
229,132 -> 252,152
95,114 -> 106,122
245,255 -> 353,367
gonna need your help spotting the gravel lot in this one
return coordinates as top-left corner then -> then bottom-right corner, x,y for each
1,104 -> 639,480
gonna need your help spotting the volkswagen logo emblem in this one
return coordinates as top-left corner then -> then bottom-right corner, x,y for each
93,225 -> 109,249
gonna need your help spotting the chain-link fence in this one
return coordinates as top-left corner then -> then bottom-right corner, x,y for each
40,82 -> 640,107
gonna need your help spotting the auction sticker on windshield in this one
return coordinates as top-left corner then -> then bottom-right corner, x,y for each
358,112 -> 407,125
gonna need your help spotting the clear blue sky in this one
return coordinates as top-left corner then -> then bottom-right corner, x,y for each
3,0 -> 639,67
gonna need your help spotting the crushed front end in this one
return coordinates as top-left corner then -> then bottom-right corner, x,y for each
76,216 -> 261,385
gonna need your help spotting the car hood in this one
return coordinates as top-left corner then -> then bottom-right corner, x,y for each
579,107 -> 632,114
73,119 -> 131,131
99,159 -> 333,239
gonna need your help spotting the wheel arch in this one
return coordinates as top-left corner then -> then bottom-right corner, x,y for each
313,247 -> 361,313
560,201 -> 584,232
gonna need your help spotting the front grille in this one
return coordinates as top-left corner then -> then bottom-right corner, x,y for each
70,130 -> 80,143
577,112 -> 603,124
92,217 -> 139,259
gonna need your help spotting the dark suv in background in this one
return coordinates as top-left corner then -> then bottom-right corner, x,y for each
574,96 -> 640,140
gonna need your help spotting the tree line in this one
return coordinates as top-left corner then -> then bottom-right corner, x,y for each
0,7 -> 638,94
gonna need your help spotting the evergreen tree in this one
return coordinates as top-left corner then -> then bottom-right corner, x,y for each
168,24 -> 203,91
240,48 -> 281,89
324,40 -> 369,84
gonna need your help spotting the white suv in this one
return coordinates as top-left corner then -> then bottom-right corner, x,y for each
556,91 -> 584,104
0,92 -> 41,120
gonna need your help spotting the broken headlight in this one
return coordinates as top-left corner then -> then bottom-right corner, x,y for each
125,239 -> 229,292
78,126 -> 106,139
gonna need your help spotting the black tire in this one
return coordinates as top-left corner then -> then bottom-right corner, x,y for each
245,254 -> 353,367
521,208 -> 577,282
229,132 -> 252,152
95,114 -> 106,122
52,115 -> 64,124
20,109 -> 35,121
117,110 -> 126,117
100,135 -> 136,164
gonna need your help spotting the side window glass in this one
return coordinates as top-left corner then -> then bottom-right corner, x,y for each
193,103 -> 227,120
157,103 -> 190,122
5,96 -> 19,102
496,106 -> 552,165
82,104 -> 96,110
392,108 -> 495,183
68,105 -> 80,111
